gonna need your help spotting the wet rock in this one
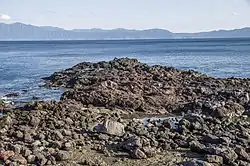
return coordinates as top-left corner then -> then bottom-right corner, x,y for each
5,93 -> 20,98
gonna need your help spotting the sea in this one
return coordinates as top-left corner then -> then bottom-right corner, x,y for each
1,38 -> 250,104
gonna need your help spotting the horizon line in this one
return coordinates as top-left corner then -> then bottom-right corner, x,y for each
1,22 -> 250,34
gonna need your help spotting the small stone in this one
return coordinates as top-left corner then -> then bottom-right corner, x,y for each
15,131 -> 23,139
38,133 -> 46,140
220,147 -> 238,164
56,151 -> 70,161
238,160 -> 250,166
64,142 -> 72,151
47,148 -> 56,154
98,134 -> 110,141
73,133 -> 79,139
9,154 -> 27,165
235,147 -> 250,162
55,130 -> 64,140
203,134 -> 220,144
12,144 -> 22,154
131,148 -> 147,159
63,130 -> 72,136
142,146 -> 157,157
205,155 -> 223,164
0,151 -> 15,161
32,140 -> 41,147
190,141 -> 205,153
65,117 -> 73,125
51,141 -> 62,149
24,133 -> 33,143
181,159 -> 213,166
27,155 -> 36,163
30,116 -> 40,126
36,153 -> 47,166
23,149 -> 32,157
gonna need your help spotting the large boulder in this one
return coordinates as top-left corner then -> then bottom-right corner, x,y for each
95,120 -> 125,136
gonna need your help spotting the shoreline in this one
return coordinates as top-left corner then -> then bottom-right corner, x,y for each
1,58 -> 250,165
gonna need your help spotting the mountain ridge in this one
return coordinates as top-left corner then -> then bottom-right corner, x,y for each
0,22 -> 250,40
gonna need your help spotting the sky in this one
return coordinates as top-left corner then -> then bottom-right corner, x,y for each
1,0 -> 250,33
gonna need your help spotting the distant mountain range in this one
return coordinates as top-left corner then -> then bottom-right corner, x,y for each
0,22 -> 250,40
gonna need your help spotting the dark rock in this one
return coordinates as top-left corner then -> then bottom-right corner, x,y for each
190,141 -> 206,153
131,148 -> 147,159
122,136 -> 142,151
5,93 -> 20,98
203,134 -> 221,144
180,159 -> 212,166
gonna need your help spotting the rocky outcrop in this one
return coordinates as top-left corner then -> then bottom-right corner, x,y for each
1,58 -> 250,165
43,58 -> 250,118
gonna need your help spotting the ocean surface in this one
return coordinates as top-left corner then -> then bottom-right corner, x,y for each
1,38 -> 250,104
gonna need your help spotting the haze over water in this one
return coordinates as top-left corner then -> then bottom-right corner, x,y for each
1,38 -> 250,103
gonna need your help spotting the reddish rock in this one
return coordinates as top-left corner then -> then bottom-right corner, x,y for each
0,150 -> 15,161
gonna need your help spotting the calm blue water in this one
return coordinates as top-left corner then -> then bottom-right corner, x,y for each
1,38 -> 250,103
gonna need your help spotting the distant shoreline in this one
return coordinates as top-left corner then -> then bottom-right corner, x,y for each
1,37 -> 250,42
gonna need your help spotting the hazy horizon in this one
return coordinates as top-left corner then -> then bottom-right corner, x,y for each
1,0 -> 250,33
2,22 -> 250,34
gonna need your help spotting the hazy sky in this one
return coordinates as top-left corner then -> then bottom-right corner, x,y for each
1,0 -> 250,32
